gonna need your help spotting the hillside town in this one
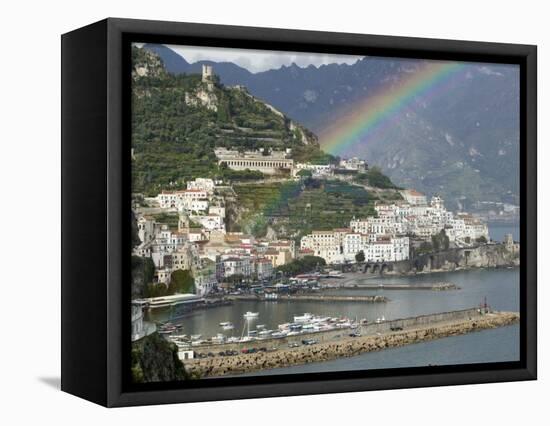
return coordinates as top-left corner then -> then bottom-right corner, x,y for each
131,64 -> 490,298
133,171 -> 489,297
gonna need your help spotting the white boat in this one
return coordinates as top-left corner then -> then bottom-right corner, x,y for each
243,311 -> 259,319
294,313 -> 313,322
219,321 -> 232,327
259,329 -> 273,336
190,334 -> 202,340
375,316 -> 386,324
278,322 -> 290,331
222,323 -> 234,330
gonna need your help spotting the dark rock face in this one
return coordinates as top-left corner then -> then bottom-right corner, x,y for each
131,333 -> 188,383
411,243 -> 520,273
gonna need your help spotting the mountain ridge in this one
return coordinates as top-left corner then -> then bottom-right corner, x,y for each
141,43 -> 520,209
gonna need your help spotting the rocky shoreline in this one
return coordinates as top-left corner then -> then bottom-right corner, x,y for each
184,311 -> 519,378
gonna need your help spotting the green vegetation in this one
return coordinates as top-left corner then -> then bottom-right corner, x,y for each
355,250 -> 365,263
233,179 -> 380,239
131,46 -> 318,195
296,169 -> 312,178
355,166 -> 401,189
169,269 -> 195,294
416,241 -> 434,255
476,235 -> 488,244
131,256 -> 156,298
276,255 -> 326,276
152,212 -> 179,230
431,229 -> 450,251
131,333 -> 191,383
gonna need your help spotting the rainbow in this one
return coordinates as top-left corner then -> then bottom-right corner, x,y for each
320,61 -> 467,156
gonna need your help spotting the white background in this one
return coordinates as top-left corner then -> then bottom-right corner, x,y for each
0,0 -> 545,423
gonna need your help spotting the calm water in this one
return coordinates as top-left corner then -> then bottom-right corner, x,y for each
148,267 -> 520,374
489,222 -> 520,242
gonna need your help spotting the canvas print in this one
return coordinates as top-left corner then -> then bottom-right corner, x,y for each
130,43 -> 520,383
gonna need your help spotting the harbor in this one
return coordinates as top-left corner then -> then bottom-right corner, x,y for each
182,308 -> 519,377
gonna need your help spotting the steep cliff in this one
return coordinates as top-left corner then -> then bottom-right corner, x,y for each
411,242 -> 520,273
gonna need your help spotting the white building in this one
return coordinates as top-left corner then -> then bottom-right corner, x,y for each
214,147 -> 294,175
293,162 -> 333,177
221,256 -> 252,278
339,157 -> 367,171
300,231 -> 344,264
186,178 -> 215,193
254,257 -> 274,280
401,189 -> 428,206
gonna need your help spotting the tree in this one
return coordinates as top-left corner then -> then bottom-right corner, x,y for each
355,250 -> 365,263
476,235 -> 488,244
431,229 -> 450,252
297,169 -> 313,178
276,256 -> 326,276
168,269 -> 195,294
416,241 -> 433,255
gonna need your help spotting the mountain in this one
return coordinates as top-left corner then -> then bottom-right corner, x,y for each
131,46 -> 322,196
142,44 -> 520,209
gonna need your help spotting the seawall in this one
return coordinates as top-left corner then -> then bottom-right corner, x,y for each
227,294 -> 388,303
184,309 -> 519,377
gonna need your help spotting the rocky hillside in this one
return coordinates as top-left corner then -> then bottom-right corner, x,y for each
131,333 -> 191,383
131,46 -> 322,195
143,44 -> 520,209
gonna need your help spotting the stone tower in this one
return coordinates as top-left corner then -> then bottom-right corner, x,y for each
504,233 -> 514,247
202,64 -> 214,90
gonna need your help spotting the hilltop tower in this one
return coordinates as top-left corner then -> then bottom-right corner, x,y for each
202,64 -> 214,90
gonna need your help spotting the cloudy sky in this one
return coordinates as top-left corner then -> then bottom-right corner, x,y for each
165,44 -> 363,73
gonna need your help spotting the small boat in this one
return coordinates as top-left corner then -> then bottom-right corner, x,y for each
278,323 -> 290,331
219,321 -> 232,327
294,313 -> 313,322
259,329 -> 273,336
375,316 -> 386,324
243,311 -> 259,319
256,324 -> 266,329
221,322 -> 234,330
190,334 -> 202,340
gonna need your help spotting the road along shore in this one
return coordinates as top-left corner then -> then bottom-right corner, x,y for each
184,309 -> 519,378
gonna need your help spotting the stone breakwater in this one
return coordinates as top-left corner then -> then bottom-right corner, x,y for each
184,310 -> 519,378
227,294 -> 388,303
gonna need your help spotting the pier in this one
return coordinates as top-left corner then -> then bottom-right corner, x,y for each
183,308 -> 519,377
323,282 -> 459,291
226,294 -> 388,303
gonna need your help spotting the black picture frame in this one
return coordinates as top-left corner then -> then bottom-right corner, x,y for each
61,17 -> 537,407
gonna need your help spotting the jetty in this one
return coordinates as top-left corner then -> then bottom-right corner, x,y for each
226,294 -> 388,303
183,308 -> 519,377
324,282 -> 459,291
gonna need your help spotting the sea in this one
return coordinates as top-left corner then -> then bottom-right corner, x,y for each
147,222 -> 520,376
